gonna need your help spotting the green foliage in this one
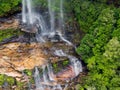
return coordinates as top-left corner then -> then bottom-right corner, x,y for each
0,74 -> 5,85
112,12 -> 120,41
6,76 -> 15,86
91,0 -> 107,3
53,63 -> 60,73
52,60 -> 69,73
85,37 -> 120,89
16,81 -> 24,90
63,60 -> 69,66
0,0 -> 21,17
76,34 -> 94,62
103,37 -> 120,68
75,1 -> 120,89
0,29 -> 22,42
77,8 -> 116,62
33,0 -> 47,8
0,74 -> 15,86
71,0 -> 107,32
24,69 -> 32,76
91,8 -> 115,55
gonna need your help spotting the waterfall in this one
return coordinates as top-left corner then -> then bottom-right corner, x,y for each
22,0 -> 66,39
22,0 -> 34,24
22,0 -> 27,23
59,0 -> 64,31
26,0 -> 33,24
47,0 -> 64,34
47,0 -> 55,32
22,0 -> 83,89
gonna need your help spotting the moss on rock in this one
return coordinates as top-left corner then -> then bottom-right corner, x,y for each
0,28 -> 22,42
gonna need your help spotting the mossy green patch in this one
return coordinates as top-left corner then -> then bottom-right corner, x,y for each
0,28 -> 22,42
23,69 -> 32,76
0,74 -> 5,85
16,81 -> 25,90
52,60 -> 70,73
0,74 -> 15,86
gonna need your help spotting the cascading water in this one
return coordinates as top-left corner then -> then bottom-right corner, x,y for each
68,56 -> 83,76
47,0 -> 55,33
22,0 -> 83,90
22,0 -> 34,24
22,0 -> 27,23
47,64 -> 55,81
22,0 -> 69,42
34,67 -> 44,90
54,49 -> 83,76
59,0 -> 64,31
57,32 -> 73,45
22,0 -> 47,38
42,65 -> 48,83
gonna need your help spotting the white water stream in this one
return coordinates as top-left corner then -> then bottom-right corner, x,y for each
22,0 -> 34,24
22,0 -> 82,90
54,49 -> 83,76
34,67 -> 44,90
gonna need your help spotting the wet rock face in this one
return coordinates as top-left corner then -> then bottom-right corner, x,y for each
0,43 -> 47,77
0,34 -> 84,90
21,24 -> 38,33
0,19 -> 19,30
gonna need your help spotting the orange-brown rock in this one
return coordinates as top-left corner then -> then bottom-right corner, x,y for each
0,42 -> 47,77
56,66 -> 75,81
0,19 -> 19,30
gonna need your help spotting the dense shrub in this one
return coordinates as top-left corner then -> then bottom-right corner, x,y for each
71,0 -> 107,32
76,8 -> 116,61
0,29 -> 22,42
0,0 -> 21,17
75,1 -> 120,89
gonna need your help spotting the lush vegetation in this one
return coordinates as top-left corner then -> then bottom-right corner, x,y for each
0,0 -> 21,17
0,29 -> 22,42
72,0 -> 120,89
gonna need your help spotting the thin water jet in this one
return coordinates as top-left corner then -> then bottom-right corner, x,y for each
47,0 -> 55,32
34,67 -> 44,90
